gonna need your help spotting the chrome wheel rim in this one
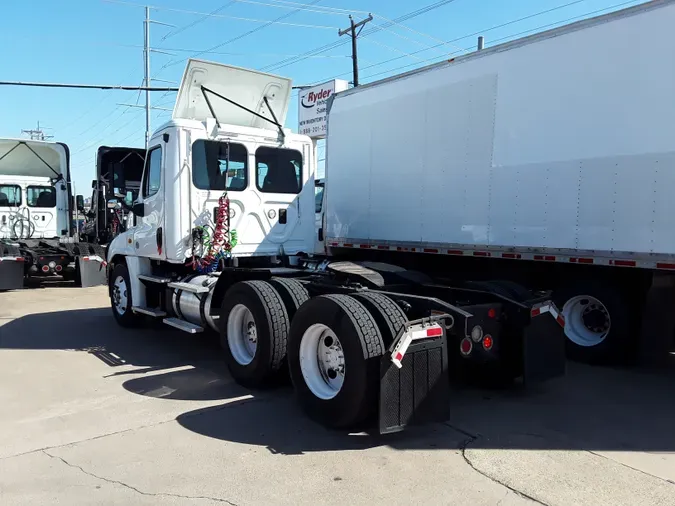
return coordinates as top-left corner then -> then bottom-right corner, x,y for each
227,304 -> 257,366
562,295 -> 611,347
112,275 -> 128,315
299,324 -> 345,400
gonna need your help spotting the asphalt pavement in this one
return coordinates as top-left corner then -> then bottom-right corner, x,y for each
0,286 -> 674,505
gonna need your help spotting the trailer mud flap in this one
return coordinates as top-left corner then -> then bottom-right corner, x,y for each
0,258 -> 24,290
379,320 -> 450,434
78,256 -> 107,288
523,302 -> 566,384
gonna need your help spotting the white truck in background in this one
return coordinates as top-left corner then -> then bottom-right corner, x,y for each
106,59 -> 565,433
322,0 -> 675,366
0,138 -> 106,289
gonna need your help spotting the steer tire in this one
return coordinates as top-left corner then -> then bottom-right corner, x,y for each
220,280 -> 290,387
288,294 -> 384,429
554,279 -> 632,365
109,262 -> 142,328
352,291 -> 408,347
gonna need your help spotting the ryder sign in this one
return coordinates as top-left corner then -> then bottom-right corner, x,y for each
298,80 -> 349,139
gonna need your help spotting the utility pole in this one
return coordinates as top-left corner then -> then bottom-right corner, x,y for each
338,14 -> 373,87
22,121 -> 53,141
143,7 -> 174,149
144,6 -> 151,150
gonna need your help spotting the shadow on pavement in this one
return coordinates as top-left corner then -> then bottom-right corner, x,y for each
2,307 -> 675,454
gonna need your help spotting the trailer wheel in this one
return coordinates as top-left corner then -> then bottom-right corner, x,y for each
109,263 -> 142,328
555,280 -> 631,364
269,278 -> 309,320
353,292 -> 407,346
220,280 -> 289,387
288,294 -> 384,429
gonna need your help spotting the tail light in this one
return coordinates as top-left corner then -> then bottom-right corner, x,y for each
55,265 -> 63,272
482,334 -> 493,351
460,338 -> 473,356
41,265 -> 50,272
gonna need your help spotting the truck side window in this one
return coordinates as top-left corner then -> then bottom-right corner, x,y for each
27,186 -> 56,208
255,147 -> 302,194
192,140 -> 247,191
0,185 -> 21,207
143,147 -> 162,198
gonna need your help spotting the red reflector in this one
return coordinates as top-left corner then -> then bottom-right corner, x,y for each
328,242 -> 339,247
377,245 -> 389,250
359,244 -> 371,249
55,265 -> 63,272
482,335 -> 493,350
501,253 -> 521,259
487,308 -> 496,319
556,315 -> 566,327
460,338 -> 472,355
423,248 -> 439,254
39,257 -> 44,261
612,259 -> 636,267
657,262 -> 675,270
447,250 -> 463,255
395,352 -> 403,362
41,265 -> 50,272
83,257 -> 90,262
534,255 -> 556,261
343,243 -> 354,248
531,308 -> 541,317
16,257 -> 24,262
60,256 -> 65,260
473,251 -> 490,257
426,327 -> 443,337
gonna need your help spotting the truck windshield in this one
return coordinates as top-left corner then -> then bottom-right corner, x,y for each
192,140 -> 247,191
27,186 -> 56,208
0,184 -> 21,207
256,147 -> 302,194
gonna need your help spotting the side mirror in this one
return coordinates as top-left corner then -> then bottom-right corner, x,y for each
76,195 -> 85,212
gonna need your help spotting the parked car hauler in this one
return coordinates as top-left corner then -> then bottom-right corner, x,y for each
0,138 -> 106,290
105,55 -> 565,433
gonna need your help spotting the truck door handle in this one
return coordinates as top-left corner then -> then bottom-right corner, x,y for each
279,209 -> 287,224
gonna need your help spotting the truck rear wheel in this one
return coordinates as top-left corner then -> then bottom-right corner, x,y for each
352,291 -> 407,346
555,279 -> 631,364
109,263 -> 142,328
287,294 -> 385,429
220,280 -> 289,387
269,277 -> 309,320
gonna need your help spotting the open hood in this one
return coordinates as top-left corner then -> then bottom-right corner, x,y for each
173,59 -> 292,130
0,139 -> 67,179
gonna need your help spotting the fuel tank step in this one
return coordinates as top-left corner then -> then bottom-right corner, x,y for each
167,281 -> 210,294
138,274 -> 172,284
132,306 -> 166,317
163,317 -> 204,333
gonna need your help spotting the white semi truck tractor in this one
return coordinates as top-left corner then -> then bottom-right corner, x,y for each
0,138 -> 106,290
106,60 -> 565,433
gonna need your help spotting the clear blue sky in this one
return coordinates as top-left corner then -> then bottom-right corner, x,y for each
0,0 -> 646,193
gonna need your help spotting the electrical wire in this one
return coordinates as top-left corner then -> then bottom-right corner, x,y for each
359,0 -> 641,83
161,1 -> 237,41
260,0 -> 460,73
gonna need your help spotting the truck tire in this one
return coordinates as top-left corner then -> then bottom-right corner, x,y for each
109,262 -> 142,328
269,278 -> 309,320
220,280 -> 290,387
353,291 -> 407,346
287,294 -> 385,429
554,279 -> 631,365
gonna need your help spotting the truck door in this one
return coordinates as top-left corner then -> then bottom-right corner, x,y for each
133,145 -> 165,259
26,185 -> 58,239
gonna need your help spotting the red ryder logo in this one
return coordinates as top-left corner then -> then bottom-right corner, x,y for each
301,88 -> 332,108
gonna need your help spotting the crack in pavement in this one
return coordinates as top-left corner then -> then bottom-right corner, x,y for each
42,450 -> 238,505
587,450 -> 675,487
0,396 -> 262,462
444,423 -> 549,506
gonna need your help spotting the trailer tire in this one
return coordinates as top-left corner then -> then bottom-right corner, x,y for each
353,292 -> 407,346
288,294 -> 384,429
220,280 -> 289,387
554,279 -> 631,365
269,278 -> 309,320
109,262 -> 142,328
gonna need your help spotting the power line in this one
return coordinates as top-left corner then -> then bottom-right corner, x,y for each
0,81 -> 178,91
260,0 -> 460,73
162,1 -> 237,41
359,0 -> 640,83
309,0 -> 591,85
157,0 -> 325,71
102,0 -> 338,30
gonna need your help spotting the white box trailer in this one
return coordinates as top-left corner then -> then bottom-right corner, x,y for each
324,0 -> 675,364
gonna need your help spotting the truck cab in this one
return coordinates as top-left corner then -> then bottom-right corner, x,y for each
108,60 -> 316,267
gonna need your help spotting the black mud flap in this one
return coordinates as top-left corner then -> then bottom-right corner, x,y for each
78,256 -> 107,288
0,259 -> 24,290
379,330 -> 450,434
522,311 -> 566,384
